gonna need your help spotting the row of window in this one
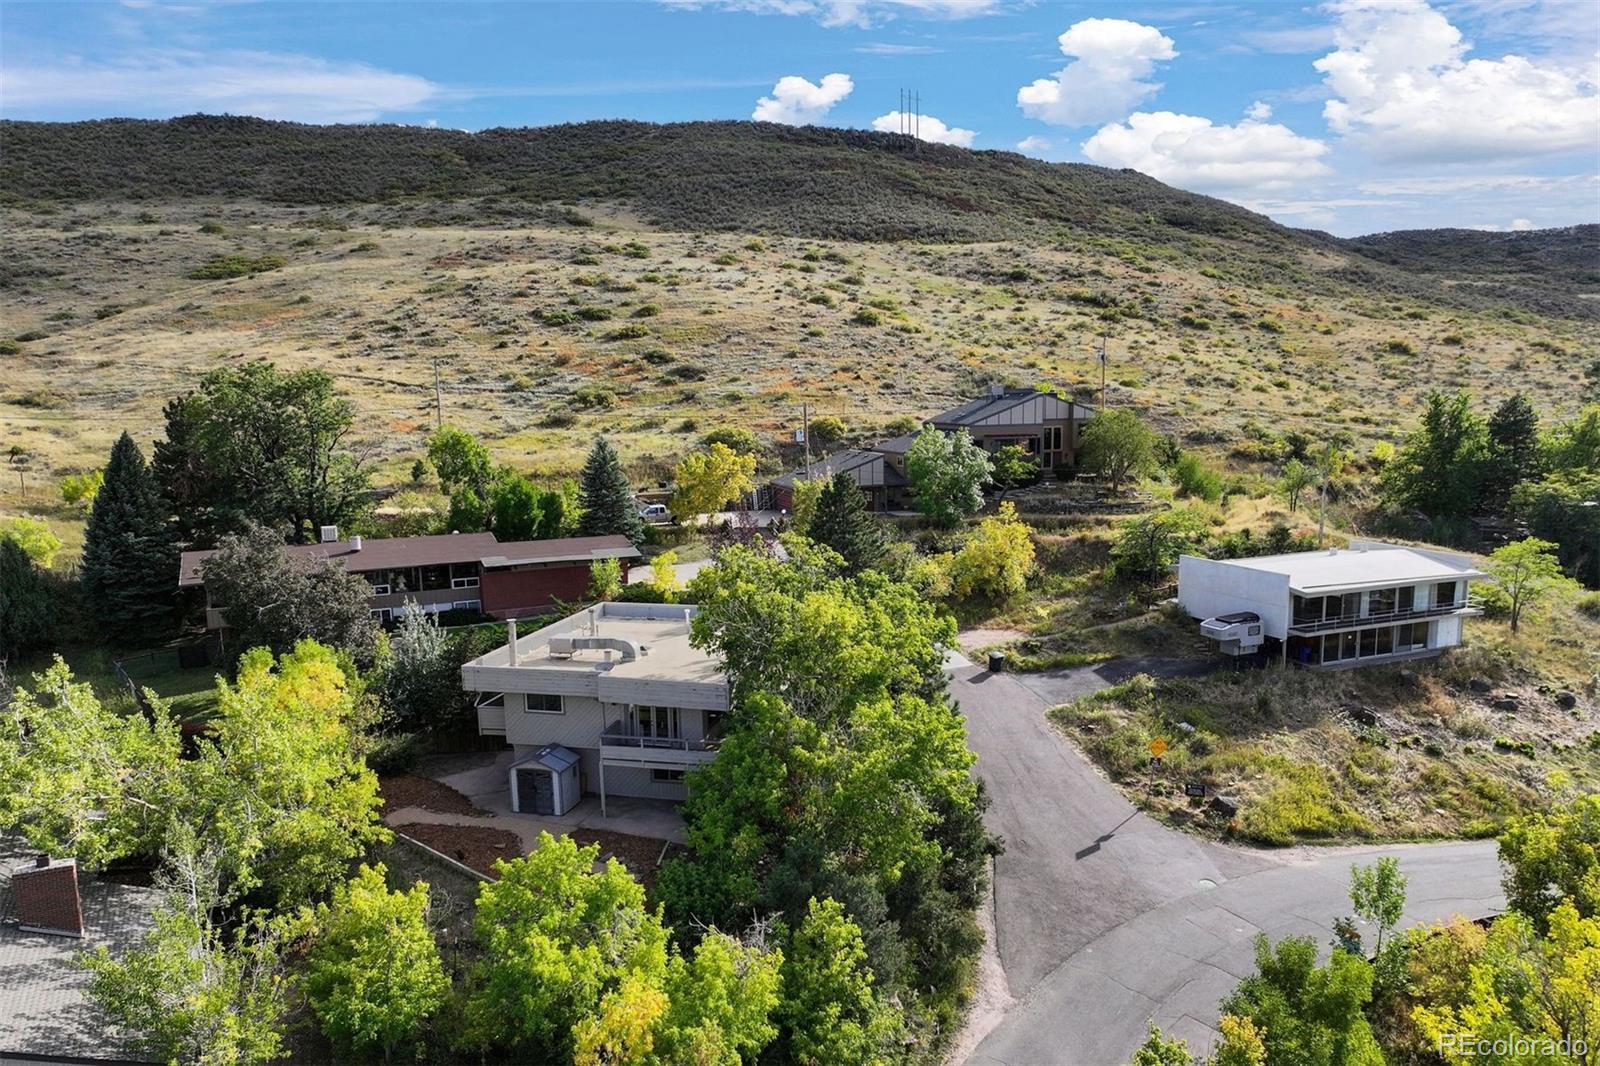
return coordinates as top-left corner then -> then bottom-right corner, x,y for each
1292,581 -> 1460,626
371,599 -> 480,622
363,562 -> 481,596
1290,622 -> 1430,664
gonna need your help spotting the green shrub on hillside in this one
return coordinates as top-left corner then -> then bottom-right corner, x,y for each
187,254 -> 286,280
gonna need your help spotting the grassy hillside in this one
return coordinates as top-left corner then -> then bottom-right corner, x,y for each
0,116 -> 1309,246
1,119 -> 1595,559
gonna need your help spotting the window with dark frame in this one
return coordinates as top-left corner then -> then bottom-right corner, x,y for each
525,693 -> 563,714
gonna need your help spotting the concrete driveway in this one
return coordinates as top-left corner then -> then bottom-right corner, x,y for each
950,661 -> 1506,1065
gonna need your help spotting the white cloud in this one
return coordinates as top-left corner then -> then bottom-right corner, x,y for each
1314,0 -> 1600,162
1245,100 -> 1273,121
661,0 -> 1000,29
1470,218 -> 1540,231
1081,108 -> 1331,195
752,73 -> 854,125
1017,18 -> 1177,127
1236,24 -> 1338,54
854,42 -> 942,55
1357,173 -> 1592,195
872,110 -> 976,146
1016,135 -> 1051,153
0,49 -> 436,122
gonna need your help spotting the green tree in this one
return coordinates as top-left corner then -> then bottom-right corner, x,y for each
948,501 -> 1035,600
200,524 -> 378,665
779,898 -> 900,1066
1221,934 -> 1383,1066
588,556 -> 623,600
466,832 -> 670,1060
150,392 -> 213,548
1171,451 -> 1224,503
655,931 -> 784,1066
1512,471 -> 1600,588
787,477 -> 826,535
988,443 -> 1042,490
808,471 -> 885,574
1111,508 -> 1209,583
1129,1023 -> 1192,1065
670,442 -> 757,521
1080,409 -> 1159,493
60,469 -> 104,507
905,426 -> 991,527
1484,536 -> 1573,633
489,473 -> 547,540
0,515 -> 62,566
186,641 -> 389,907
1412,901 -> 1600,1065
1482,392 -> 1543,512
0,658 -> 181,868
1380,390 -> 1488,520
425,425 -> 494,501
1278,459 -> 1316,514
376,605 -> 456,732
1546,404 -> 1600,473
1349,857 -> 1407,959
1212,1014 -> 1267,1066
663,542 -> 991,1025
83,856 -> 293,1066
1497,794 -> 1600,930
304,863 -> 448,1060
576,438 -> 646,546
1349,857 -> 1408,995
808,415 -> 848,451
0,537 -> 55,655
154,361 -> 372,545
80,432 -> 176,640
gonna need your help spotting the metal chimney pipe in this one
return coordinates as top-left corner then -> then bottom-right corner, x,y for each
506,617 -> 518,663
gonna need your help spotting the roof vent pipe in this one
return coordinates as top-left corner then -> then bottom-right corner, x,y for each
506,617 -> 518,663
350,535 -> 363,551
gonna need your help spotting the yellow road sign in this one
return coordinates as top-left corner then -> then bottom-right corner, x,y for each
1148,738 -> 1168,759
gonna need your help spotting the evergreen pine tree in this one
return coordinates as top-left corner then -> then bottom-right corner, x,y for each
808,472 -> 885,574
81,432 -> 176,640
1483,392 -> 1543,513
575,438 -> 646,546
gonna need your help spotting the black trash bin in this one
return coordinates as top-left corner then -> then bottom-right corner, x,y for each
987,651 -> 1006,673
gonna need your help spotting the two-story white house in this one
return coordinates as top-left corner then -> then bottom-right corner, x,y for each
461,602 -> 727,816
1178,541 -> 1486,669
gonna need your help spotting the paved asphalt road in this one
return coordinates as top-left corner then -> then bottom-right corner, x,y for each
950,660 -> 1506,1066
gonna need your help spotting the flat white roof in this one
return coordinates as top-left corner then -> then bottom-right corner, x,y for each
1207,545 -> 1485,593
464,602 -> 723,687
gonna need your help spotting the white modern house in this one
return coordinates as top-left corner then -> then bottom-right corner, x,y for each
1178,541 -> 1486,669
461,601 -> 727,815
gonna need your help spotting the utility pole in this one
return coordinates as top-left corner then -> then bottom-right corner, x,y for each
433,357 -> 443,429
801,401 -> 810,474
1098,333 -> 1108,412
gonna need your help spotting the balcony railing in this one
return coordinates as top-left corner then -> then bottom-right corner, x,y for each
1288,600 -> 1474,634
600,723 -> 719,753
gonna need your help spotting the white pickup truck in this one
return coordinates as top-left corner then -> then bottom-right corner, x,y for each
637,503 -> 670,523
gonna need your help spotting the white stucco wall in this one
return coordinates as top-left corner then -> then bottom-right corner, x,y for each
1177,556 -> 1292,638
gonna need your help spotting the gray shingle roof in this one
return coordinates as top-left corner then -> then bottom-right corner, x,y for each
0,841 -> 161,1061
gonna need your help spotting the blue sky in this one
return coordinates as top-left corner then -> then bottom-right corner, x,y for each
2,0 -> 1596,236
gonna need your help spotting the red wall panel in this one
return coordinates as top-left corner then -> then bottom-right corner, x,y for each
480,564 -> 593,617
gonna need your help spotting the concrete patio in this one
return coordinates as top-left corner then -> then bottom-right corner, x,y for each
389,750 -> 688,848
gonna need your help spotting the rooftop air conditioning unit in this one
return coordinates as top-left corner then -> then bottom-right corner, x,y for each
1199,612 -> 1264,657
320,525 -> 339,543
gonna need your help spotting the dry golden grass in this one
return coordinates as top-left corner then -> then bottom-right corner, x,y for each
2,199 -> 1594,560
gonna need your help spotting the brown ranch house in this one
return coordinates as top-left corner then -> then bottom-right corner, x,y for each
178,529 -> 641,630
769,386 -> 1097,512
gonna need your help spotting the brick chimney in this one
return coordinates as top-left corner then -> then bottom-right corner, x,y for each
11,856 -> 86,938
